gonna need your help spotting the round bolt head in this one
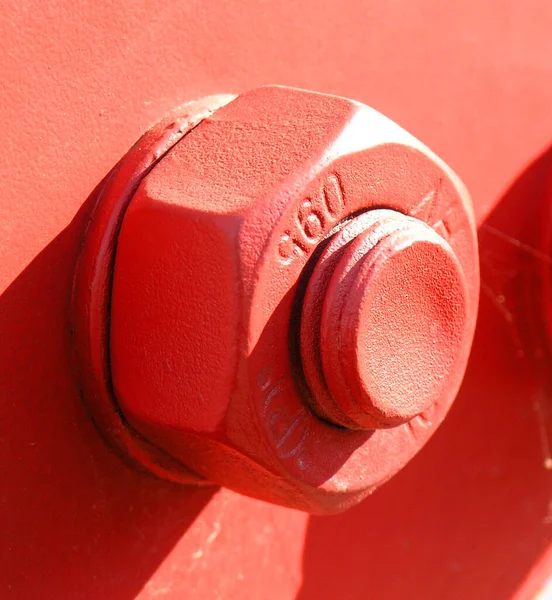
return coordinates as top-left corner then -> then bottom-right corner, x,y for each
317,210 -> 468,429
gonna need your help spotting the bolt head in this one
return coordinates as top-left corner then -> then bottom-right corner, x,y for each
302,210 -> 468,429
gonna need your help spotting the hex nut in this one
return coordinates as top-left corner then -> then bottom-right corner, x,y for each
74,86 -> 479,513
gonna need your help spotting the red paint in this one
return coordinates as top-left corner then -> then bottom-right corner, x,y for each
1,0 -> 551,598
71,94 -> 233,486
299,148 -> 552,600
303,209 -> 469,429
539,168 -> 552,366
93,86 -> 478,513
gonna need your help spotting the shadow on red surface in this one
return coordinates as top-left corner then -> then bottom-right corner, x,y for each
297,148 -> 552,600
0,193 -> 217,599
2,148 -> 552,599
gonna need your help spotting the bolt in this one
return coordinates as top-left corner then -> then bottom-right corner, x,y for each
73,85 -> 479,513
300,209 -> 468,430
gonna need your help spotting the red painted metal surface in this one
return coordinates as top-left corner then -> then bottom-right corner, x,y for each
1,0 -> 552,598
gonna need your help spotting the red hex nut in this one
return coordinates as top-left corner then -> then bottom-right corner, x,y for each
72,86 -> 479,513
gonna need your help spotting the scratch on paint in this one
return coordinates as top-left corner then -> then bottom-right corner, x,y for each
544,500 -> 552,526
481,225 -> 552,265
191,521 -> 222,562
480,279 -> 525,358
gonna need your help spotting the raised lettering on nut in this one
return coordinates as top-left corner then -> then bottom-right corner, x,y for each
72,86 -> 479,514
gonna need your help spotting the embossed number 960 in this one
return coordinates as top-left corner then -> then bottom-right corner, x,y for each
278,174 -> 345,266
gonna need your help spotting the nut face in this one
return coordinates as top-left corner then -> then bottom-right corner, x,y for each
77,86 -> 479,513
71,95 -> 235,485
